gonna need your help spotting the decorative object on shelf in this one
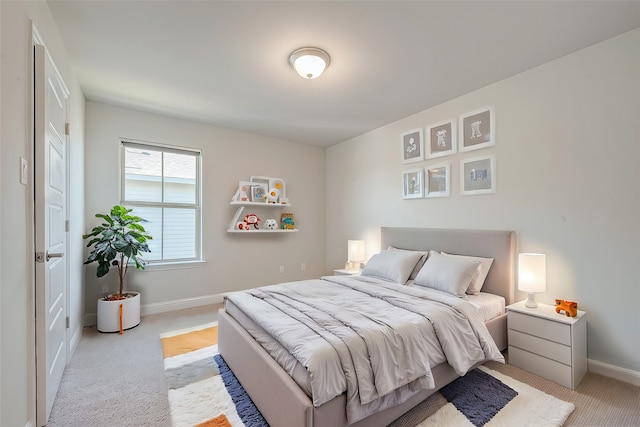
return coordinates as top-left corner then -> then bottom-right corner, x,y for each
281,213 -> 295,230
241,213 -> 260,230
401,128 -> 424,164
518,253 -> 546,308
555,299 -> 578,317
250,176 -> 286,200
264,219 -> 278,230
83,205 -> 152,333
251,184 -> 267,203
426,119 -> 457,159
425,162 -> 450,198
402,168 -> 424,199
459,106 -> 495,152
460,155 -> 496,195
231,181 -> 253,202
266,187 -> 280,204
346,240 -> 365,271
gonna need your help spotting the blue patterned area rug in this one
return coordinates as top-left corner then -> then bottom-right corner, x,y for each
161,324 -> 573,427
416,366 -> 575,427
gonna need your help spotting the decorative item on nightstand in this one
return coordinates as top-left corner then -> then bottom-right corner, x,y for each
518,253 -> 546,308
346,240 -> 365,271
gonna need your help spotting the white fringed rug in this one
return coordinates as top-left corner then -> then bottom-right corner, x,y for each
160,323 -> 574,427
415,366 -> 575,427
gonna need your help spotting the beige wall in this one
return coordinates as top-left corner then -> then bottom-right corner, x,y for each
0,2 -> 85,426
84,101 -> 326,321
326,29 -> 640,376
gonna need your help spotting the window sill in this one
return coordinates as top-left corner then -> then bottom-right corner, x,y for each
142,259 -> 206,272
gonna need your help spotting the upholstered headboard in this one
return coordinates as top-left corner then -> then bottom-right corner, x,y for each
381,227 -> 517,305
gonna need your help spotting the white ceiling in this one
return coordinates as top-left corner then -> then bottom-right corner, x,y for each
47,1 -> 640,147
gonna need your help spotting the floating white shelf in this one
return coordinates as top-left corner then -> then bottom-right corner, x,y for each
228,201 -> 296,233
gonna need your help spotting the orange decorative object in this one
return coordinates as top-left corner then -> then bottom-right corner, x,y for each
119,303 -> 124,335
555,299 -> 578,317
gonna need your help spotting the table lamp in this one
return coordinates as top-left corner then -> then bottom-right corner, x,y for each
518,253 -> 546,308
346,240 -> 365,271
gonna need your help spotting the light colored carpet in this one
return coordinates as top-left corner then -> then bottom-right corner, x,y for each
48,304 -> 640,426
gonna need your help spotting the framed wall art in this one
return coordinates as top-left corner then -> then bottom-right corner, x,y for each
460,155 -> 496,195
459,106 -> 495,152
402,168 -> 424,199
401,128 -> 424,164
424,162 -> 450,198
426,119 -> 456,159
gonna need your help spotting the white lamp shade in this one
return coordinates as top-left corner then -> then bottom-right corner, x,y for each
347,240 -> 365,263
289,47 -> 331,79
518,253 -> 546,293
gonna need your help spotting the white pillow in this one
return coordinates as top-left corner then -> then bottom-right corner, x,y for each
413,252 -> 479,297
361,250 -> 423,284
441,252 -> 494,295
387,247 -> 429,280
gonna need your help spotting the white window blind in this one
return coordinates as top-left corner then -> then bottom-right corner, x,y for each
121,140 -> 202,263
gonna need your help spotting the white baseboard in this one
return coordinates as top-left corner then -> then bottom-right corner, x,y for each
588,358 -> 640,387
141,294 -> 225,316
84,293 -> 226,326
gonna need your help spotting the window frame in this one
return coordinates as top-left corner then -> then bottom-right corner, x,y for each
120,139 -> 202,264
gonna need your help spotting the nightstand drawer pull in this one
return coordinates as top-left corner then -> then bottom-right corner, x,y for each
508,329 -> 572,365
508,311 -> 571,345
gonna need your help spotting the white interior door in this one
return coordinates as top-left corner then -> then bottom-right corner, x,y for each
34,43 -> 70,425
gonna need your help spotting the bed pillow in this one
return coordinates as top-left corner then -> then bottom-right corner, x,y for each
413,251 -> 480,297
360,249 -> 424,284
441,252 -> 494,295
387,247 -> 430,280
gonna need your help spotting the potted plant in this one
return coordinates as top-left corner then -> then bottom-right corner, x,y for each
83,205 -> 152,333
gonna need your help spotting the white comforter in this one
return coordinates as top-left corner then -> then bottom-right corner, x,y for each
225,275 -> 504,424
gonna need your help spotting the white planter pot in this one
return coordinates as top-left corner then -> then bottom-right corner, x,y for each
97,292 -> 141,333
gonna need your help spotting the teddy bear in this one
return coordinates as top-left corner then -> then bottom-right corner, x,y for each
555,299 -> 578,317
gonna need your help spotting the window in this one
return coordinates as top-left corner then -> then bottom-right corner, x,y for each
121,140 -> 201,263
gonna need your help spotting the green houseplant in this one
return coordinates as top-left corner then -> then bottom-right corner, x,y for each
83,205 -> 152,332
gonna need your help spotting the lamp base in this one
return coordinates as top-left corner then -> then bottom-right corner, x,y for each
524,292 -> 538,308
345,261 -> 362,271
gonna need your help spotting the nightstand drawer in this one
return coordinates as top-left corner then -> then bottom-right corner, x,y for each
509,346 -> 573,389
508,311 -> 571,345
508,329 -> 572,365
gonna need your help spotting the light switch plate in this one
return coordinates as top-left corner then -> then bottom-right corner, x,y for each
20,157 -> 28,185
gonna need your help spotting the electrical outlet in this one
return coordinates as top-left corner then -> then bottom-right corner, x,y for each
279,265 -> 285,273
301,263 -> 306,271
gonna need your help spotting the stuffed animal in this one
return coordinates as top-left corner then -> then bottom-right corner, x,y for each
242,213 -> 260,230
555,299 -> 578,317
264,219 -> 278,230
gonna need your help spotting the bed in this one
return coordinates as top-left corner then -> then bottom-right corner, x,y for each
219,227 -> 517,427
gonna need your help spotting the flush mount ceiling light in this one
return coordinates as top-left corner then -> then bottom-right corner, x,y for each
288,47 -> 331,79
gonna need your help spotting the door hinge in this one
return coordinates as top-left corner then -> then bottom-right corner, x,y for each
66,316 -> 70,328
65,219 -> 70,232
35,252 -> 45,263
65,122 -> 70,136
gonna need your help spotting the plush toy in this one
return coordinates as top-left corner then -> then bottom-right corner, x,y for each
555,299 -> 578,317
243,213 -> 260,230
266,188 -> 280,204
264,219 -> 278,230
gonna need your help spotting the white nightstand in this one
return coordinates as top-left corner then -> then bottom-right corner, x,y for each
507,301 -> 587,389
333,269 -> 360,276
